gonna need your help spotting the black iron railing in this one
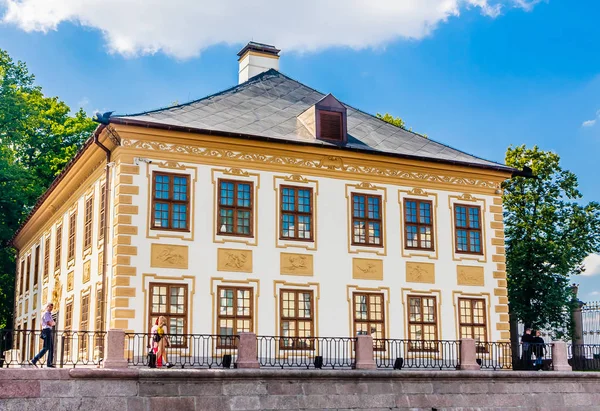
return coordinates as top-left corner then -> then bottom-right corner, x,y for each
0,329 -> 105,368
513,342 -> 553,370
125,333 -> 238,368
373,339 -> 460,370
257,336 -> 355,369
475,341 -> 513,370
569,344 -> 600,371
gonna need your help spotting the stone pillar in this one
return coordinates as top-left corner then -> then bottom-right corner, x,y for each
572,301 -> 585,346
459,338 -> 480,371
551,341 -> 572,371
355,335 -> 376,370
103,329 -> 128,369
236,332 -> 259,369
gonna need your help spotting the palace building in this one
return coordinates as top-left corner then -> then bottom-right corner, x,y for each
11,42 -> 522,357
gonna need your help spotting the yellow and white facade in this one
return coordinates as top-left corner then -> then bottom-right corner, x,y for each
12,43 -> 513,351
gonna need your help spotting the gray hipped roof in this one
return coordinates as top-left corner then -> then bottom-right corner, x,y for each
112,69 -> 513,172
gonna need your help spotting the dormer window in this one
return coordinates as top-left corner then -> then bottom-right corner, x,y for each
318,111 -> 343,141
298,93 -> 347,144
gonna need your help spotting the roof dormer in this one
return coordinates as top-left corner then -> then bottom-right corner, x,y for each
297,94 -> 347,144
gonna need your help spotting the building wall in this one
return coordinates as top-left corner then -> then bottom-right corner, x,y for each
13,124 -> 510,346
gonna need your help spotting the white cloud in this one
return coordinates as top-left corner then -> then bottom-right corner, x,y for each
2,0 -> 541,59
582,110 -> 600,127
582,254 -> 600,277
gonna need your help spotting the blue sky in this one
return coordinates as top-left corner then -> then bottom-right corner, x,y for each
1,0 -> 600,298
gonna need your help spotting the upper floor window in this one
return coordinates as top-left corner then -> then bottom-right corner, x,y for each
43,237 -> 50,282
99,184 -> 106,240
33,245 -> 40,287
280,290 -> 314,350
68,212 -> 77,261
407,295 -> 438,351
84,196 -> 94,249
152,173 -> 189,231
19,259 -> 25,295
64,301 -> 73,357
25,254 -> 31,293
454,205 -> 483,254
217,286 -> 253,347
280,186 -> 313,241
55,224 -> 62,270
404,199 -> 434,250
149,283 -> 187,348
351,194 -> 383,246
217,179 -> 253,237
80,294 -> 90,353
353,292 -> 385,345
458,298 -> 487,344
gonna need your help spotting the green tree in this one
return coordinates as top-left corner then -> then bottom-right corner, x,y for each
504,145 -> 600,334
0,49 -> 95,329
376,112 -> 427,138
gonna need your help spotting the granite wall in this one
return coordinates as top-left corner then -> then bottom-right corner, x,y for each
1,368 -> 600,411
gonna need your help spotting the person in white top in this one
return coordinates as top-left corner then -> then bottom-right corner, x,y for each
30,302 -> 55,368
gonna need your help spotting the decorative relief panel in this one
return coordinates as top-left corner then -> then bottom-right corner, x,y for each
457,265 -> 485,286
42,288 -> 48,307
83,260 -> 91,284
150,244 -> 189,269
280,253 -> 314,276
67,271 -> 74,292
352,258 -> 383,280
405,262 -> 435,284
217,248 -> 253,273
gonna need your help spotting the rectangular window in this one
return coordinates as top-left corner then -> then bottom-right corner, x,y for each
353,292 -> 385,347
318,110 -> 343,141
30,319 -> 36,359
454,205 -> 483,254
351,194 -> 383,246
149,283 -> 187,347
19,260 -> 25,295
64,301 -> 73,358
55,224 -> 62,271
25,254 -> 31,293
33,245 -> 40,287
94,287 -> 104,355
459,298 -> 487,346
84,196 -> 94,250
404,199 -> 434,250
280,290 -> 314,350
152,173 -> 190,231
217,286 -> 253,347
407,296 -> 438,351
217,179 -> 253,236
80,294 -> 90,353
98,183 -> 106,240
43,237 -> 50,282
280,186 -> 313,241
68,212 -> 77,261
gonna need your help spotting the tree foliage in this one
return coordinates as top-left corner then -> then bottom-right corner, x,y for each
0,49 -> 95,329
504,145 -> 600,334
376,112 -> 427,138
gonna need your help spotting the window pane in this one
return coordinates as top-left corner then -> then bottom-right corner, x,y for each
420,226 -> 432,249
368,222 -> 381,244
236,210 -> 251,234
469,231 -> 481,253
353,195 -> 365,218
219,289 -> 234,316
406,226 -> 418,247
355,295 -> 367,320
154,203 -> 169,228
298,189 -> 311,213
353,221 -> 366,244
282,188 -> 295,212
405,201 -> 417,223
155,175 -> 170,200
419,202 -> 431,224
457,230 -> 468,251
367,197 -> 380,219
282,292 -> 295,318
237,183 -> 251,207
220,182 -> 234,206
170,286 -> 185,314
172,204 -> 187,229
282,214 -> 295,238
219,209 -> 234,233
455,206 -> 467,227
468,207 -> 480,228
173,176 -> 187,201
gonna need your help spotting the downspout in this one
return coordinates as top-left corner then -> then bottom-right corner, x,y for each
93,125 -> 110,345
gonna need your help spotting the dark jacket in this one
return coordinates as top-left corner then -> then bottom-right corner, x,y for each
532,336 -> 546,357
521,332 -> 534,353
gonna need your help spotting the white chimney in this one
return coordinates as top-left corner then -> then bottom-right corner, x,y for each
237,42 -> 280,84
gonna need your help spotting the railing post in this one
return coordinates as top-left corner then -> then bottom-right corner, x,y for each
459,338 -> 480,370
236,332 -> 259,369
551,341 -> 572,371
102,329 -> 128,369
355,335 -> 376,369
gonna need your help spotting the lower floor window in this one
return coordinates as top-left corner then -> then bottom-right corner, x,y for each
407,295 -> 438,351
217,286 -> 253,347
353,292 -> 385,349
458,298 -> 487,351
149,283 -> 188,348
280,290 -> 314,350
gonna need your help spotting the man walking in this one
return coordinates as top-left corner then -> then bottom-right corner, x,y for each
30,302 -> 55,368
